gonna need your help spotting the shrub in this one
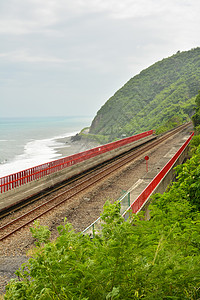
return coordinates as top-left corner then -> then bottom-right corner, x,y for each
4,142 -> 200,299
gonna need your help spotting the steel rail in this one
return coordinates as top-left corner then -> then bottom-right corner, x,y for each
0,130 -> 154,193
0,136 -> 156,219
0,123 -> 191,241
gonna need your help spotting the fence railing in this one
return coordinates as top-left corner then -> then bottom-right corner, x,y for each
123,132 -> 194,217
0,130 -> 154,193
82,191 -> 131,238
83,132 -> 194,237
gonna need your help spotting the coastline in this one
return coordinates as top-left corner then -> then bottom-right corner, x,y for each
0,116 -> 94,177
0,126 -> 100,177
55,135 -> 100,158
0,134 -> 99,178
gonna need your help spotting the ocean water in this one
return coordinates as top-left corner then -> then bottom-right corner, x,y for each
0,116 -> 92,178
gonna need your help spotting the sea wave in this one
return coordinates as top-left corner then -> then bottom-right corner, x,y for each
0,131 -> 78,178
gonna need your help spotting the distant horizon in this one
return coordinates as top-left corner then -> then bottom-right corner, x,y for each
0,115 -> 94,120
0,114 -> 94,117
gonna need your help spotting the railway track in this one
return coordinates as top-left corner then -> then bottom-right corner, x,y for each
0,123 -> 192,241
0,136 -> 156,220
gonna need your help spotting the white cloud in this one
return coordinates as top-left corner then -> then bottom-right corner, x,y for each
0,0 -> 199,36
0,49 -> 70,64
0,0 -> 58,35
0,19 -> 34,35
1,0 -> 200,118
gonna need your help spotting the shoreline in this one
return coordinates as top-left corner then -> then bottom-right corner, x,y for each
0,134 -> 99,178
55,135 -> 100,158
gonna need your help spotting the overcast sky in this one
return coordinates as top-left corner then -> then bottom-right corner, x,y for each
1,0 -> 200,118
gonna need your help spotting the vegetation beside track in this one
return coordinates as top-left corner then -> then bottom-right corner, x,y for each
4,130 -> 200,299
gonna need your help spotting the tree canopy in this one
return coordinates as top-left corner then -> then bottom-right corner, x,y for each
89,48 -> 200,141
192,90 -> 200,128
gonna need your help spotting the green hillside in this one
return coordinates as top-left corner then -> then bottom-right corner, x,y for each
89,48 -> 200,141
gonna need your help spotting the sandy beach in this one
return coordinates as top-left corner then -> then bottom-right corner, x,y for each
56,135 -> 100,158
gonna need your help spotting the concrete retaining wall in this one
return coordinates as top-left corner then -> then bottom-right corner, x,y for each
142,142 -> 189,219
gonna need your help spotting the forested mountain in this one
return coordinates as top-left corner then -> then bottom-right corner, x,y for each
89,48 -> 200,141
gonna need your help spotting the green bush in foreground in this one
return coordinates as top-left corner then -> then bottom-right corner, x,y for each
5,145 -> 200,299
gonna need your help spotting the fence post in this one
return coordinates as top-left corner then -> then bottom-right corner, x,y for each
92,224 -> 95,238
0,130 -> 154,194
128,192 -> 130,207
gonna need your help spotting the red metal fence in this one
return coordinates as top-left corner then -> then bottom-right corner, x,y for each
129,132 -> 194,214
0,130 -> 154,193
